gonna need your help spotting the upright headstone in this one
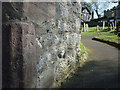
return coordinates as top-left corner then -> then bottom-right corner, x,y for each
112,22 -> 115,30
115,21 -> 117,29
86,24 -> 88,32
102,22 -> 105,30
97,25 -> 99,31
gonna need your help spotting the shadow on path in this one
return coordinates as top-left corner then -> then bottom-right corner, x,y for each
61,36 -> 119,88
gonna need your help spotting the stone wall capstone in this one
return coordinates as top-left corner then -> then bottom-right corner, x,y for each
2,1 -> 82,88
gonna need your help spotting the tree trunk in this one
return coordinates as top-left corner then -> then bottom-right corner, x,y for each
95,10 -> 100,18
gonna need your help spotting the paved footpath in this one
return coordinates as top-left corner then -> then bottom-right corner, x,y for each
61,36 -> 119,88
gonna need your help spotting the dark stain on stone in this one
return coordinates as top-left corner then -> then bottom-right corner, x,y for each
58,53 -> 62,58
47,29 -> 49,33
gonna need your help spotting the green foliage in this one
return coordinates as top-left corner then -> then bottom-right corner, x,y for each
80,42 -> 86,56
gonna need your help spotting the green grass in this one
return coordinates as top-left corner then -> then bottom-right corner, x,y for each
81,26 -> 120,44
81,26 -> 113,37
95,34 -> 120,44
80,42 -> 86,56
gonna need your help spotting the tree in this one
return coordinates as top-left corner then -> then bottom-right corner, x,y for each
88,1 -> 111,18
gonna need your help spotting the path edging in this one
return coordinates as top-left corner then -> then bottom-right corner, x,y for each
59,48 -> 88,88
92,37 -> 120,49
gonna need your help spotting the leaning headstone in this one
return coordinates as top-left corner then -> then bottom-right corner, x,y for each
97,25 -> 99,31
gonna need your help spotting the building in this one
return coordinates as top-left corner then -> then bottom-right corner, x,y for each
104,1 -> 120,33
81,2 -> 92,32
81,2 -> 92,22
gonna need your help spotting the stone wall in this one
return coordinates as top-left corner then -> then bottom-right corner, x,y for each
2,1 -> 82,88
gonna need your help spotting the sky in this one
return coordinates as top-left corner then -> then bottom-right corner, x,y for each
84,0 -> 119,18
94,2 -> 118,18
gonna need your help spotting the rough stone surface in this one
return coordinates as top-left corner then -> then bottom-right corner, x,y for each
2,1 -> 82,88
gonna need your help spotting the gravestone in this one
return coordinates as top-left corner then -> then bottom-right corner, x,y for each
86,24 -> 88,32
97,25 -> 100,31
102,22 -> 105,30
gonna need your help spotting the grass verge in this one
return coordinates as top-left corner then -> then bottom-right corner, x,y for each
81,26 -> 120,44
80,42 -> 86,56
95,34 -> 120,44
81,26 -> 114,37
64,42 -> 88,79
60,42 -> 87,87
